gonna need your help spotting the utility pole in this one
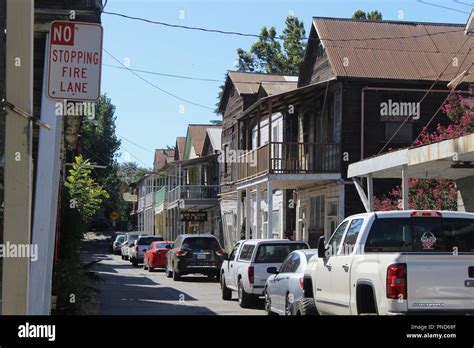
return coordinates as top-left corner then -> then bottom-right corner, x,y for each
2,0 -> 34,314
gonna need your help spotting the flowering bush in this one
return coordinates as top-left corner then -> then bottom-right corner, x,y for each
374,90 -> 473,211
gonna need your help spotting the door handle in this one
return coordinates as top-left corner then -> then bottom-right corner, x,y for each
342,264 -> 349,272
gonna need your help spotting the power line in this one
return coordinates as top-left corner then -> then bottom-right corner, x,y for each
377,37 -> 472,155
417,0 -> 471,14
103,48 -> 214,110
103,10 -> 466,43
117,133 -> 155,153
103,63 -> 223,82
103,11 -> 263,39
410,61 -> 474,147
453,0 -> 474,8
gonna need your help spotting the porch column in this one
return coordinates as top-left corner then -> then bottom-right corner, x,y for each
402,165 -> 409,210
245,187 -> 251,239
367,174 -> 374,212
256,185 -> 262,238
295,197 -> 301,240
267,180 -> 273,238
236,189 -> 242,239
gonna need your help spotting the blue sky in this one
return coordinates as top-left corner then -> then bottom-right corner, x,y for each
100,0 -> 472,167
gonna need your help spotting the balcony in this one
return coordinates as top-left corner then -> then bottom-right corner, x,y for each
238,142 -> 340,180
155,186 -> 167,206
167,185 -> 219,205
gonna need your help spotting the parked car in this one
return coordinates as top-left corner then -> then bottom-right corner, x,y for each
264,249 -> 317,315
143,241 -> 174,272
111,233 -> 126,255
129,235 -> 164,267
121,232 -> 140,260
220,239 -> 309,308
302,210 -> 474,315
165,234 -> 225,281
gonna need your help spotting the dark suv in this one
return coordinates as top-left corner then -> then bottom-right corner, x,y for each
166,234 -> 225,281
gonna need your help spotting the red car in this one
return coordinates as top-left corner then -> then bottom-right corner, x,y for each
143,241 -> 174,272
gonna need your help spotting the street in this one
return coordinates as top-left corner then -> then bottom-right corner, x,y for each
81,232 -> 264,315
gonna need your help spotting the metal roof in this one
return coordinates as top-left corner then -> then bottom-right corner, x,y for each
227,71 -> 297,95
313,17 -> 474,82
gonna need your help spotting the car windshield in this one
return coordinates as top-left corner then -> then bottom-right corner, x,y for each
116,236 -> 125,242
254,243 -> 308,263
139,236 -> 163,245
365,217 -> 474,252
156,243 -> 173,249
182,237 -> 220,251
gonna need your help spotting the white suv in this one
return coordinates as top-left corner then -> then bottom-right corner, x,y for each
220,239 -> 309,308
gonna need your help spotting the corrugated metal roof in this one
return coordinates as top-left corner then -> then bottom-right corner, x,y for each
206,127 -> 222,152
260,81 -> 298,96
228,71 -> 297,95
313,17 -> 474,82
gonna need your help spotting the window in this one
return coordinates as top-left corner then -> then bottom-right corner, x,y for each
138,236 -> 164,245
229,243 -> 241,261
238,244 -> 255,261
272,210 -> 280,235
327,220 -> 349,255
280,252 -> 301,273
385,122 -> 413,143
342,219 -> 364,254
182,237 -> 220,251
365,218 -> 474,253
310,196 -> 325,230
254,243 -> 308,263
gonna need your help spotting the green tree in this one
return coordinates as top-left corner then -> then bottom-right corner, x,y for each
64,155 -> 109,223
117,162 -> 151,187
352,10 -> 383,20
81,95 -> 122,226
236,15 -> 306,74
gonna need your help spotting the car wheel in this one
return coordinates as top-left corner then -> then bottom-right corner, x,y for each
264,289 -> 277,315
172,265 -> 181,281
221,275 -> 232,301
285,294 -> 293,316
238,279 -> 253,308
296,297 -> 318,316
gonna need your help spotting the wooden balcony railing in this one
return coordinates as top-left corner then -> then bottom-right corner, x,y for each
167,185 -> 219,204
237,142 -> 340,180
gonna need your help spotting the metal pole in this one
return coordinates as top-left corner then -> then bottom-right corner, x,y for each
3,0 -> 34,315
402,165 -> 409,210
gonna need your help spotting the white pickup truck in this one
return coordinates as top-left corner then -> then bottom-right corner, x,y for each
220,239 -> 309,308
302,210 -> 474,315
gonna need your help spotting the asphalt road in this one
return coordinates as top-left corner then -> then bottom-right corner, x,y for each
81,232 -> 264,315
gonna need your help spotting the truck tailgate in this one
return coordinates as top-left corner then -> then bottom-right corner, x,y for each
406,254 -> 474,311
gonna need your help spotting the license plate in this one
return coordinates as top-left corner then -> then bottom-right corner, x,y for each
196,254 -> 206,260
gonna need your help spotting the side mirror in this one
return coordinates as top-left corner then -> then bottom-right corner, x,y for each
267,267 -> 278,274
317,236 -> 327,259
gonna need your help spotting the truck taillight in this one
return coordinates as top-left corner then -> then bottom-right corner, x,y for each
215,248 -> 225,256
387,263 -> 407,300
248,266 -> 254,285
411,211 -> 442,218
299,277 -> 304,289
175,249 -> 187,256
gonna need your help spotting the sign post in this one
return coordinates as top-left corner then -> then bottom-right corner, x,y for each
48,21 -> 103,101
